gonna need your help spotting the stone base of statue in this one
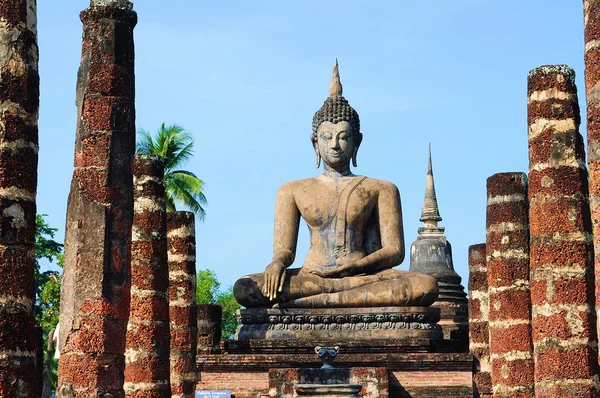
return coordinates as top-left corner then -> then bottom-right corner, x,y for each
197,306 -> 472,398
295,384 -> 362,397
235,307 -> 443,340
270,367 -> 385,397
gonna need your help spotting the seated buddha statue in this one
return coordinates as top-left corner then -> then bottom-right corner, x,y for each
233,60 -> 439,309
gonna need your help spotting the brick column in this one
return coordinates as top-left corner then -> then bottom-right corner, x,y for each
486,173 -> 534,397
58,1 -> 137,396
124,155 -> 170,397
528,65 -> 599,396
0,1 -> 39,396
197,304 -> 222,355
584,0 -> 600,348
469,244 -> 492,398
168,212 -> 197,397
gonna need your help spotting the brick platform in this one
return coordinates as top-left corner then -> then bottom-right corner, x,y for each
196,338 -> 472,397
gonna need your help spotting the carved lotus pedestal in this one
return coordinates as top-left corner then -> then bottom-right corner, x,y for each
235,307 -> 443,341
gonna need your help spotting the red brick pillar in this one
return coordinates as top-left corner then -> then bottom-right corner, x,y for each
0,1 -> 39,396
58,1 -> 137,396
124,155 -> 170,397
167,212 -> 197,397
197,304 -> 222,355
469,244 -> 492,398
528,65 -> 599,396
486,173 -> 534,397
584,0 -> 600,350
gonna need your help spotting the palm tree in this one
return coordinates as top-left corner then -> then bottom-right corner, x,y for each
136,123 -> 207,219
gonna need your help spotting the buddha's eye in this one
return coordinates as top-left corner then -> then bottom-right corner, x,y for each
323,133 -> 332,140
339,134 -> 348,141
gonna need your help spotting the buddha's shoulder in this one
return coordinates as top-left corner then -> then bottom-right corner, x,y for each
276,177 -> 320,193
359,176 -> 400,192
276,176 -> 399,194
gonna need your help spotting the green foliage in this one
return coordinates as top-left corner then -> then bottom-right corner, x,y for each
215,289 -> 240,339
34,214 -> 63,323
34,214 -> 63,392
39,274 -> 61,334
34,214 -> 63,299
197,269 -> 221,304
136,123 -> 207,219
196,269 -> 241,339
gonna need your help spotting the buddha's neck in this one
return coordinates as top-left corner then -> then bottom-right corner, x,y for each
321,163 -> 354,179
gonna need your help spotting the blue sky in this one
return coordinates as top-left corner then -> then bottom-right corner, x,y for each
38,1 -> 586,289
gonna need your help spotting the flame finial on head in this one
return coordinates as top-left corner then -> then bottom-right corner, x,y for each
329,58 -> 343,97
312,59 -> 360,135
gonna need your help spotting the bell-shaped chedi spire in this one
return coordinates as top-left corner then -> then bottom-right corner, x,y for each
420,144 -> 442,226
410,145 -> 468,342
329,58 -> 343,97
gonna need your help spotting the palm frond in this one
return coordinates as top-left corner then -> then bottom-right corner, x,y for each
136,129 -> 156,154
137,123 -> 207,218
165,187 -> 177,212
169,141 -> 195,171
168,170 -> 207,205
166,171 -> 207,219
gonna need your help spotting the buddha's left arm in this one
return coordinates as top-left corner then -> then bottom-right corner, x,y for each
325,182 -> 404,277
356,182 -> 405,271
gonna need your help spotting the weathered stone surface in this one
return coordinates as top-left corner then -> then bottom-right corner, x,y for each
486,172 -> 534,397
0,0 -> 39,396
58,2 -> 137,397
296,384 -> 362,397
233,60 -> 438,310
236,307 -> 442,340
168,211 -> 197,398
270,367 -> 380,398
124,155 -> 170,398
528,65 -> 599,394
197,304 -> 221,354
468,244 -> 492,398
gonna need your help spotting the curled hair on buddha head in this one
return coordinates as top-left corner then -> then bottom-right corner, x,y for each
311,59 -> 362,168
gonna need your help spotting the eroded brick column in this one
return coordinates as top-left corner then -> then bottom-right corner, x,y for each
469,244 -> 492,398
167,212 -> 197,397
124,155 -> 170,397
528,65 -> 599,396
486,173 -> 534,397
0,1 -> 39,396
197,304 -> 222,355
58,1 -> 137,396
584,0 -> 600,349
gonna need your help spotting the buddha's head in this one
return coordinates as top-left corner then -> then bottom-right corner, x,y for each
311,59 -> 362,170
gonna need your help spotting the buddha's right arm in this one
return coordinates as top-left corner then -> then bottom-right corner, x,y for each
271,183 -> 301,268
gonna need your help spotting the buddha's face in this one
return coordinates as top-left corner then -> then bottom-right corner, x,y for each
315,121 -> 358,169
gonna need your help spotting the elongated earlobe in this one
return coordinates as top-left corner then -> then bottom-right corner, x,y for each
312,137 -> 321,168
352,132 -> 362,168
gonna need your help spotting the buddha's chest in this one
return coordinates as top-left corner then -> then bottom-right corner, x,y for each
295,183 -> 378,229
